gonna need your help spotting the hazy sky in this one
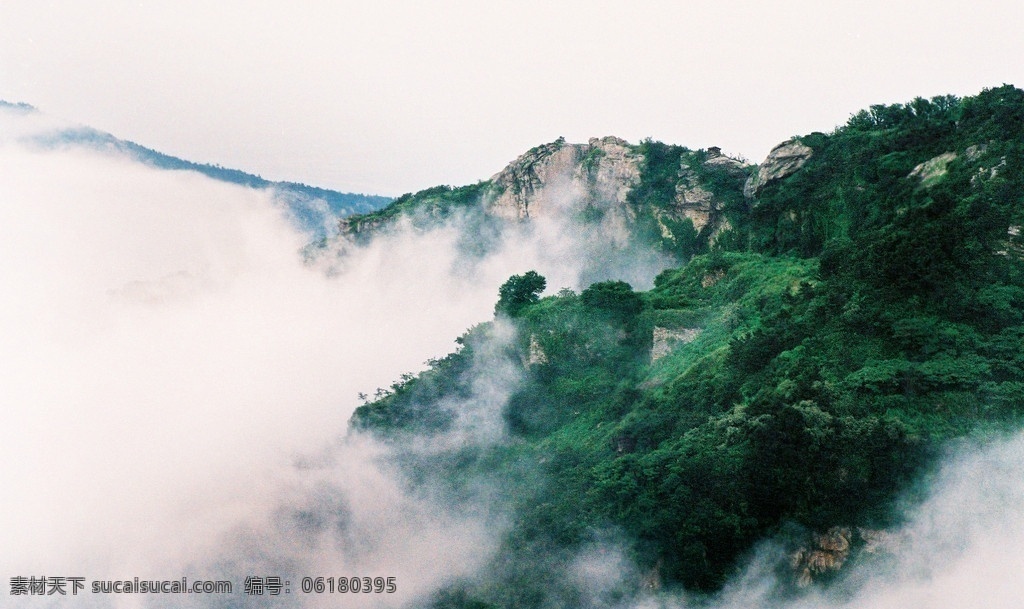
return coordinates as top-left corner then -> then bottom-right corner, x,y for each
2,0 -> 1023,196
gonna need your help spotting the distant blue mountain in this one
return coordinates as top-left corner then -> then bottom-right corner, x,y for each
0,100 -> 37,113
2,102 -> 393,238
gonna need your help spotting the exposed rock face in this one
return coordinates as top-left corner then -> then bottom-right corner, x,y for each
744,138 -> 814,199
527,334 -> 548,366
655,149 -> 753,246
342,136 -> 750,250
673,166 -> 716,232
908,151 -> 957,187
651,326 -> 700,362
791,526 -> 851,587
790,526 -> 904,587
482,136 -> 646,247
963,144 -> 1005,185
585,137 -> 645,207
964,143 -> 988,162
338,214 -> 389,235
486,136 -> 642,222
703,147 -> 750,175
701,269 -> 725,288
668,149 -> 750,234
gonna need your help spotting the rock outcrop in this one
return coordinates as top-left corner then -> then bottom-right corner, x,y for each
338,213 -> 389,235
744,138 -> 813,199
341,136 -> 751,250
667,148 -> 748,240
485,136 -> 642,233
526,334 -> 548,366
672,165 -> 717,232
651,326 -> 700,362
790,526 -> 904,587
908,151 -> 957,187
790,526 -> 851,587
485,138 -> 751,233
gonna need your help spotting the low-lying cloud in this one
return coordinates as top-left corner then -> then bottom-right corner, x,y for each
0,115 -> 496,589
690,431 -> 1024,609
0,109 -> 667,607
7,106 -> 1023,609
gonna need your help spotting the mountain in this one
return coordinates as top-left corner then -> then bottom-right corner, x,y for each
344,85 -> 1024,605
341,135 -> 749,259
1,101 -> 393,238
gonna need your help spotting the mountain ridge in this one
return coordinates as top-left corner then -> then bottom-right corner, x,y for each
346,84 -> 1024,606
340,134 -> 752,268
0,101 -> 393,237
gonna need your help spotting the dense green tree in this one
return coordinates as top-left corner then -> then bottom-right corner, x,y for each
495,271 -> 546,317
580,280 -> 644,322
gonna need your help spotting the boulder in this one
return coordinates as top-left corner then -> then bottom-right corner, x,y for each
744,138 -> 814,199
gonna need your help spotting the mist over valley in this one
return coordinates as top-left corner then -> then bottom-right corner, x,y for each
4,86 -> 1024,608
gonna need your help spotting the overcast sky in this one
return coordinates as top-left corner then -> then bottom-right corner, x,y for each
2,0 -> 1022,196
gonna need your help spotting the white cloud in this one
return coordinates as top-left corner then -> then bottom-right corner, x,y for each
0,117 -> 505,583
0,109 -> 671,606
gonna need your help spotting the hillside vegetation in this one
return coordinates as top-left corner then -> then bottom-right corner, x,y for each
351,85 -> 1024,605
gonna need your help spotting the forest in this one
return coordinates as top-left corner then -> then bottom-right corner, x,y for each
349,85 -> 1024,606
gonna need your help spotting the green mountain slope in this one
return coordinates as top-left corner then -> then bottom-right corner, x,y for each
352,85 -> 1024,605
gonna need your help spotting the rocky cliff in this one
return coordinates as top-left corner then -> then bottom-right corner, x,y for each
485,138 -> 750,239
486,136 -> 641,220
483,136 -> 643,246
339,136 -> 753,255
790,526 -> 905,587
